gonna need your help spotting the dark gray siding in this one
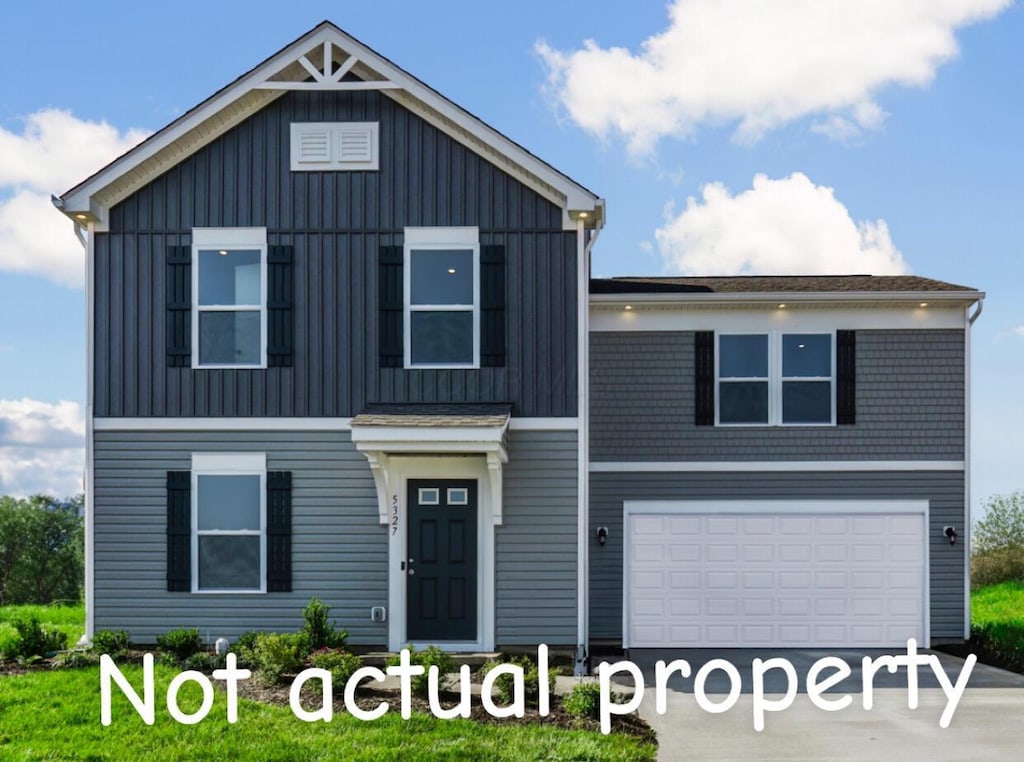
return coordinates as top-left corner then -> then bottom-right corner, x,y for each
498,429 -> 578,645
590,330 -> 964,461
589,471 -> 966,642
96,90 -> 577,418
93,430 -> 385,644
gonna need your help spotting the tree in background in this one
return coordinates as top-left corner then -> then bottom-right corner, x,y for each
972,491 -> 1024,588
0,495 -> 84,605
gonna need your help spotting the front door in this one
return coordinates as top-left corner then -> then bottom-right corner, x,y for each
406,480 -> 478,641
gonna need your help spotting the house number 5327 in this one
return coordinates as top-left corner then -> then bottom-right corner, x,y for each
391,495 -> 399,535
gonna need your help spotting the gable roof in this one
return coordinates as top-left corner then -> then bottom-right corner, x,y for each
56,21 -> 602,232
591,275 -> 984,305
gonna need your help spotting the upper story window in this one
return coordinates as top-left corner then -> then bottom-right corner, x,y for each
717,332 -> 835,426
404,227 -> 480,368
191,453 -> 266,593
290,122 -> 380,171
192,228 -> 267,368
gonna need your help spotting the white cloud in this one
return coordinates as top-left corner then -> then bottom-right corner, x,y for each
0,109 -> 149,287
1013,326 -> 1024,337
656,172 -> 909,276
0,398 -> 84,498
537,0 -> 1010,154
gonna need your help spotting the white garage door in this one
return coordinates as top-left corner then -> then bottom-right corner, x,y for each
625,502 -> 927,648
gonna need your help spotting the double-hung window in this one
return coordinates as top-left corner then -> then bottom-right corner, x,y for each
404,227 -> 479,368
717,332 -> 835,425
191,453 -> 266,593
192,228 -> 267,368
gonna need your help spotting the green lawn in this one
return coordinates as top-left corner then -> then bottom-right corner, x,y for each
0,664 -> 654,760
972,581 -> 1024,671
0,603 -> 85,655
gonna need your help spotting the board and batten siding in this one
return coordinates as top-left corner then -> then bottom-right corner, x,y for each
93,428 -> 578,646
497,429 -> 578,646
590,330 -> 965,462
589,471 -> 966,642
94,89 -> 578,419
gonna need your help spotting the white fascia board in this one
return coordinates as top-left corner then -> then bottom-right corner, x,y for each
93,417 -> 353,431
592,304 -> 970,332
623,499 -> 929,516
590,290 -> 985,306
351,425 -> 507,447
591,460 -> 965,472
61,24 -> 600,229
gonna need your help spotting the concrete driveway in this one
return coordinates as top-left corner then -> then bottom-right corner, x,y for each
613,649 -> 1024,761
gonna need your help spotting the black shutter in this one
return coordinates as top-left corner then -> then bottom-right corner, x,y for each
837,330 -> 856,425
379,245 -> 404,367
694,331 -> 715,426
166,471 -> 191,592
480,244 -> 506,367
267,471 -> 292,593
267,245 -> 294,367
166,245 -> 191,367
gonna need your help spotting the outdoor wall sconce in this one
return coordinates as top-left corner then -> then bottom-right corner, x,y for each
597,527 -> 609,546
944,526 -> 958,546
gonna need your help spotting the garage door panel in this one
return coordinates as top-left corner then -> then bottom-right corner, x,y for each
626,509 -> 926,648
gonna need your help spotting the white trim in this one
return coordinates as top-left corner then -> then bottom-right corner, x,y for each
592,305 -> 970,333
403,227 -> 480,369
84,221 -> 96,642
190,452 -> 267,594
590,460 -> 966,473
591,291 -> 984,306
964,305 -> 973,639
384,456 -> 496,652
622,499 -> 930,649
191,228 -> 268,369
94,417 -> 354,431
508,417 -> 578,431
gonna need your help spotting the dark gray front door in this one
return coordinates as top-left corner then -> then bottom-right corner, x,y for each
407,480 -> 478,641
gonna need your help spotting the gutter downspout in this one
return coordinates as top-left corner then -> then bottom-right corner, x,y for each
964,297 -> 983,640
575,215 -> 602,676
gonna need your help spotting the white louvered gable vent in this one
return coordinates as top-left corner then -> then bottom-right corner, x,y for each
290,122 -> 379,171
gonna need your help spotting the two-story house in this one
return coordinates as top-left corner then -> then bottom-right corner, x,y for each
57,22 -> 982,667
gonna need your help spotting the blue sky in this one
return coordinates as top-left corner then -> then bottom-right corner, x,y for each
0,1 -> 1021,513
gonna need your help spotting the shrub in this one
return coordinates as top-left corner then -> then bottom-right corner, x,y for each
182,651 -> 227,672
252,632 -> 308,683
233,630 -> 267,667
309,647 -> 362,685
386,645 -> 454,697
974,492 -> 1024,555
156,627 -> 202,662
482,654 -> 558,707
91,629 -> 131,657
972,546 -> 1024,588
562,680 -> 603,720
302,598 -> 348,650
52,649 -> 100,669
2,617 -> 68,659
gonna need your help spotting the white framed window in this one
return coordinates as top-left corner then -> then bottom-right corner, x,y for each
716,332 -> 835,426
404,227 -> 480,368
290,122 -> 380,171
191,452 -> 266,593
192,228 -> 267,369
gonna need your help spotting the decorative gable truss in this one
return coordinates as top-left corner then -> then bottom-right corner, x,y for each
258,40 -> 400,91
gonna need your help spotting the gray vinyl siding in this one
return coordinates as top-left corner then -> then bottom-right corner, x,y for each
498,429 -> 578,646
93,430 -> 384,644
589,471 -> 966,642
95,89 -> 577,419
590,330 -> 964,461
93,427 -> 578,646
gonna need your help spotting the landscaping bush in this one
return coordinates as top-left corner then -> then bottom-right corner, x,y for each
482,654 -> 559,707
302,598 -> 348,650
156,627 -> 202,662
233,630 -> 267,667
386,645 -> 454,696
182,651 -> 227,673
51,649 -> 100,669
252,632 -> 308,683
972,546 -> 1024,588
91,629 -> 131,657
2,617 -> 68,659
563,680 -> 603,720
309,647 -> 362,685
